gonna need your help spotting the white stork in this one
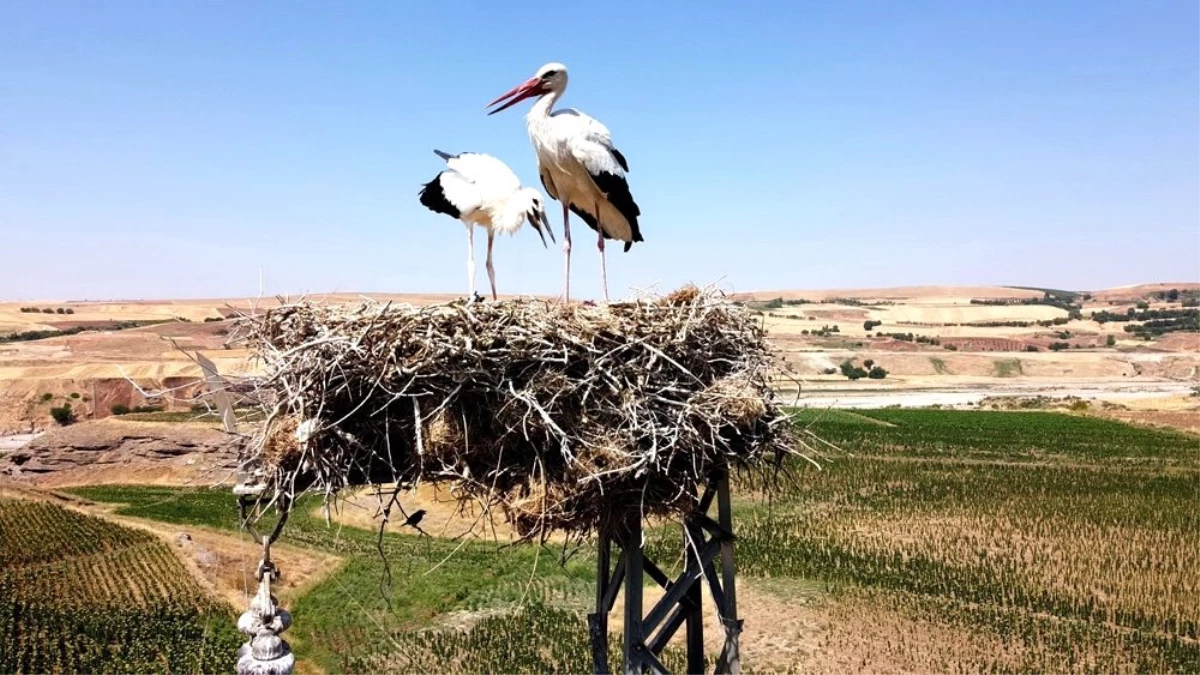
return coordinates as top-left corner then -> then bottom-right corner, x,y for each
418,150 -> 553,300
487,62 -> 642,302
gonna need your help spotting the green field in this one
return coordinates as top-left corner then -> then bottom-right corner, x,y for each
0,499 -> 240,674
56,410 -> 1200,673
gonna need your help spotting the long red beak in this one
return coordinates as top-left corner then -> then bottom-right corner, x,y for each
487,77 -> 543,115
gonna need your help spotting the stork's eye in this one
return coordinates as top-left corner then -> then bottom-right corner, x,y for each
541,70 -> 558,79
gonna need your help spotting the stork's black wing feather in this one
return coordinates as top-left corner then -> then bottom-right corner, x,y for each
589,170 -> 643,249
418,174 -> 460,218
611,148 -> 629,172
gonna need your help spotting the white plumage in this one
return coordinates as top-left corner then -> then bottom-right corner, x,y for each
488,63 -> 642,302
419,150 -> 552,300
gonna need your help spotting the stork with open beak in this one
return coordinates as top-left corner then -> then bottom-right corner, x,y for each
418,150 -> 553,300
487,63 -> 642,303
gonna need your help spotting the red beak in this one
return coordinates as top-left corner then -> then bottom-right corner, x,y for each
487,77 -> 544,115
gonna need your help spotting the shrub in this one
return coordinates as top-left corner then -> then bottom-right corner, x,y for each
213,328 -> 229,336
39,393 -> 53,402
69,392 -> 80,399
49,404 -> 75,426
839,359 -> 869,380
1106,334 -> 1116,347
1024,345 -> 1039,352
204,317 -> 224,323
1049,342 -> 1070,351
1069,399 -> 1090,411
64,308 -> 74,314
863,359 -> 875,369
863,320 -> 882,331
110,404 -> 131,416
55,308 -> 66,314
41,308 -> 54,314
867,366 -> 888,379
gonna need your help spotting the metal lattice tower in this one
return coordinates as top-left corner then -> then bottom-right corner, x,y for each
589,472 -> 742,675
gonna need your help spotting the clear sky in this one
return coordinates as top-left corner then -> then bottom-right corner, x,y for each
2,1 -> 1197,300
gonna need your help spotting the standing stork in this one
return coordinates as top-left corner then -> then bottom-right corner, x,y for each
487,62 -> 642,302
419,150 -> 553,300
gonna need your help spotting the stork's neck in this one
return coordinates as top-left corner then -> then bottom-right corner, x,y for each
527,89 -> 560,120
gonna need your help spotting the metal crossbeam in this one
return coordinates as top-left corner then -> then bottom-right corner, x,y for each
589,472 -> 741,675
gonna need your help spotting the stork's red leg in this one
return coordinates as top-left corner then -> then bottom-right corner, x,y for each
596,201 -> 609,303
561,202 -> 572,303
486,230 -> 498,301
465,222 -> 476,298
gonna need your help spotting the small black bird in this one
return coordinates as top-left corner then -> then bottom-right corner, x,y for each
402,509 -> 427,533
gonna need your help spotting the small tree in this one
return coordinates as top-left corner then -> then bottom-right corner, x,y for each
1106,334 -> 1116,347
55,308 -> 65,314
1167,289 -> 1180,302
863,359 -> 875,369
49,404 -> 75,426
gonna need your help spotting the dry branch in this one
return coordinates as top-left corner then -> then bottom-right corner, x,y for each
234,286 -> 797,541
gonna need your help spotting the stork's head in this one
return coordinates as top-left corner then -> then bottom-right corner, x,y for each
518,188 -> 554,247
487,63 -> 568,115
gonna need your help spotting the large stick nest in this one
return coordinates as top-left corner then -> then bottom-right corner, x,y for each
235,286 -> 797,540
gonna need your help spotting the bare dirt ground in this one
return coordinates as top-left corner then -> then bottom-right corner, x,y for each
1088,282 -> 1200,303
731,285 -> 1044,302
3,284 -> 1196,434
1094,409 -> 1199,434
0,293 -> 524,433
321,483 -> 526,543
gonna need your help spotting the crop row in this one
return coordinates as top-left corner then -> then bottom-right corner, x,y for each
0,499 -> 240,674
0,499 -> 151,567
792,408 -> 1198,464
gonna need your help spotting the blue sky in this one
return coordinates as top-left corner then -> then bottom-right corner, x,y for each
1,1 -> 1196,300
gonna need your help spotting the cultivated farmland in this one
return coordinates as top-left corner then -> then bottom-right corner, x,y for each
0,498 -> 240,674
58,410 -> 1199,674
